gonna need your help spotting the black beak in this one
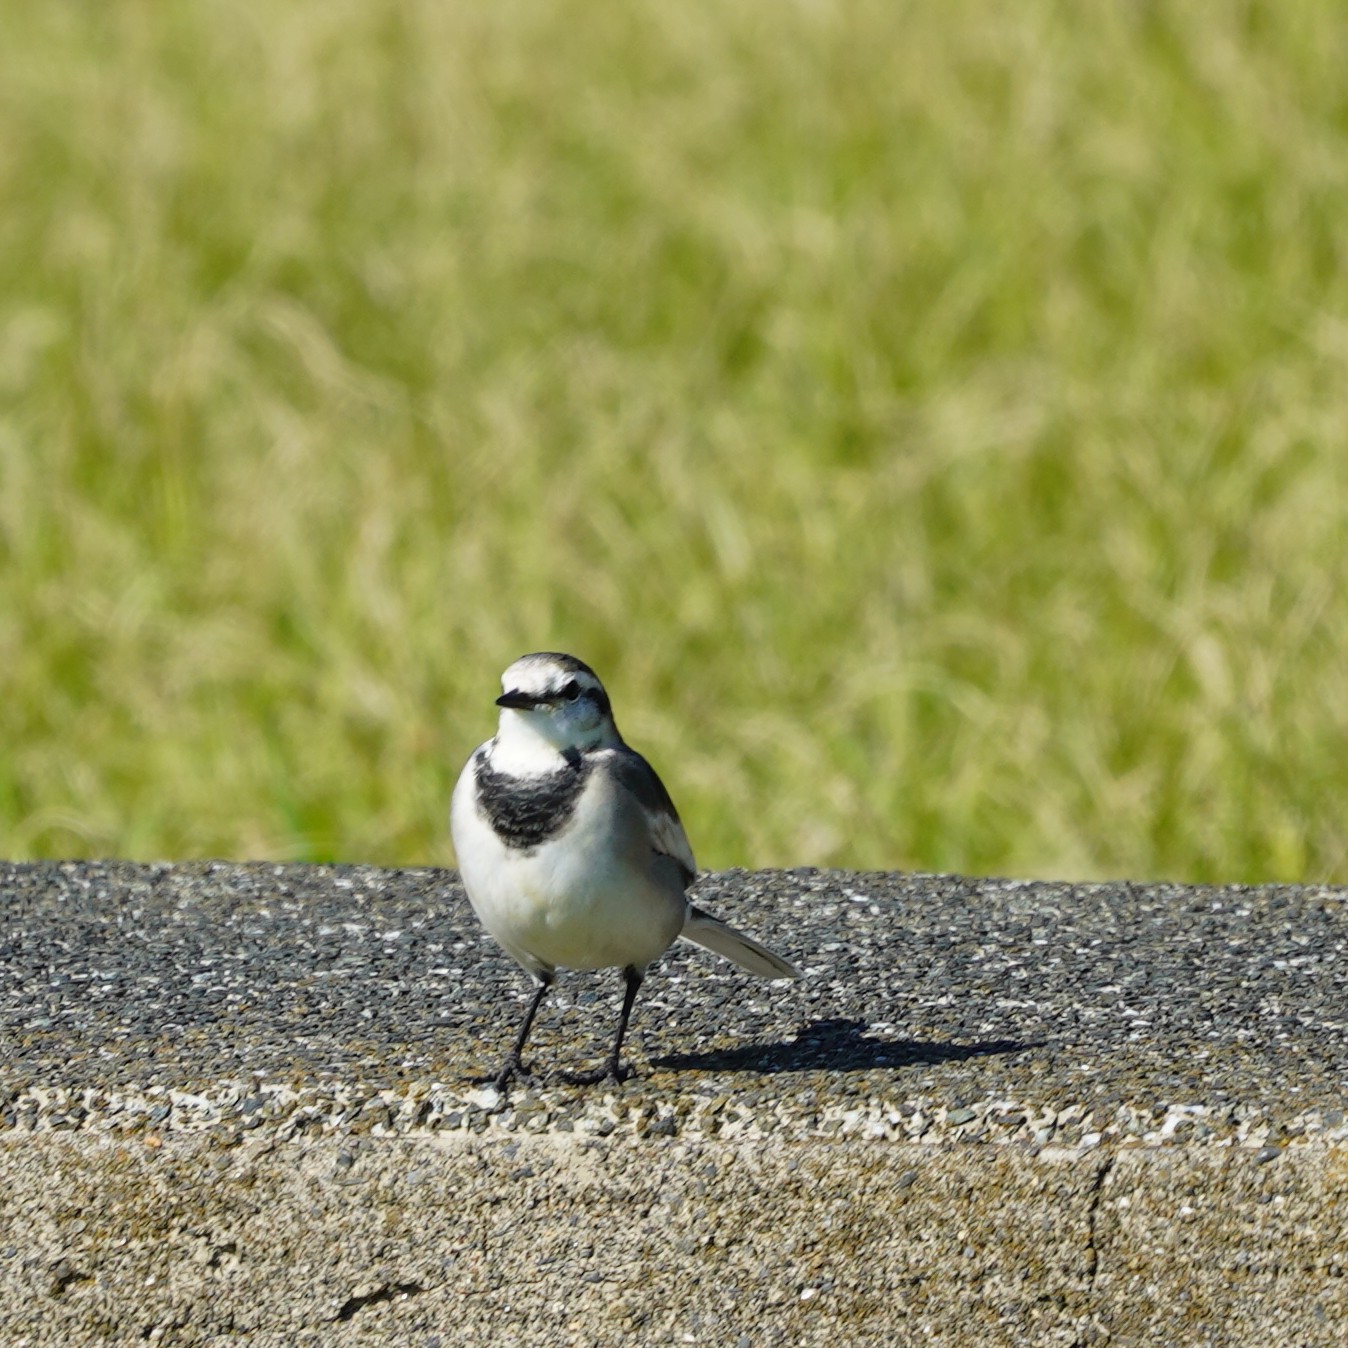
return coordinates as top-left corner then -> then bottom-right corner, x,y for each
496,689 -> 538,710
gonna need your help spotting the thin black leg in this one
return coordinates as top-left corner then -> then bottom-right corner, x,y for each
564,965 -> 644,1086
485,972 -> 553,1091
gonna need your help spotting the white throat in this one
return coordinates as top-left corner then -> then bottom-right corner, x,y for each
486,710 -> 568,777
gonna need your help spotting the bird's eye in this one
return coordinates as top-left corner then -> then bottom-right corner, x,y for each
561,681 -> 581,702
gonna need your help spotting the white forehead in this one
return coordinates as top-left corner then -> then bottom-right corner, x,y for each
500,652 -> 604,696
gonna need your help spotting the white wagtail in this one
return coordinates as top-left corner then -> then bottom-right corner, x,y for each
450,652 -> 800,1089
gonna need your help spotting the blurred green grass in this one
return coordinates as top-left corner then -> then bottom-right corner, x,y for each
1,1 -> 1346,882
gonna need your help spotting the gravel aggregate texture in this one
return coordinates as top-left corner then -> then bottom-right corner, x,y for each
2,860 -> 1347,1344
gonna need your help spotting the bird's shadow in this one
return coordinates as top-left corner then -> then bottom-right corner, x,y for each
649,1017 -> 1039,1076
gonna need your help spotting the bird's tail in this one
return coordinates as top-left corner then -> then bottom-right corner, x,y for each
681,905 -> 802,980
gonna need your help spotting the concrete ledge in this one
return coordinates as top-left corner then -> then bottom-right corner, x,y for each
2,861 -> 1347,1344
5,1131 -> 1347,1346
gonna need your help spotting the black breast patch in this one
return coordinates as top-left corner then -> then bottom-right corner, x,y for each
474,748 -> 591,850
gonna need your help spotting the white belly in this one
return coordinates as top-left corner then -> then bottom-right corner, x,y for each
450,754 -> 687,975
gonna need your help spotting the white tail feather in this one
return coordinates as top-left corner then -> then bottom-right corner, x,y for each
681,905 -> 801,980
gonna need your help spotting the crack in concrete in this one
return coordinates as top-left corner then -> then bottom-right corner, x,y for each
1075,1151 -> 1118,1346
1084,1151 -> 1116,1287
335,1281 -> 427,1322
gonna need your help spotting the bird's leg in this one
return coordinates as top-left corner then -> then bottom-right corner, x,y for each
563,965 -> 644,1086
483,972 -> 553,1091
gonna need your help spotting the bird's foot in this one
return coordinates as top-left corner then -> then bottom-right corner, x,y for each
474,1058 -> 540,1093
558,1060 -> 634,1088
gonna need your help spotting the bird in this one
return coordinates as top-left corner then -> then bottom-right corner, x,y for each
450,651 -> 801,1089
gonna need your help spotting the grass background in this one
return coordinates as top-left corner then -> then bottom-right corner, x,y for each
1,0 -> 1346,882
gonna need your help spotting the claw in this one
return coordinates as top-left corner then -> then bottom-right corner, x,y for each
474,1056 -> 540,1093
558,1061 -> 635,1087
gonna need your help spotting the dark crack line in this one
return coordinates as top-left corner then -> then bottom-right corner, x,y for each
1084,1151 -> 1115,1284
49,1259 -> 92,1297
1079,1150 -> 1117,1346
336,1281 -> 427,1322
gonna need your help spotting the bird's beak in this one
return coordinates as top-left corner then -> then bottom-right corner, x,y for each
495,689 -> 537,710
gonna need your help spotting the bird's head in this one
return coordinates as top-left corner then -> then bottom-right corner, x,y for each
491,652 -> 621,762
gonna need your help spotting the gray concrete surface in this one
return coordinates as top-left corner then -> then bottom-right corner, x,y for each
2,860 -> 1347,1344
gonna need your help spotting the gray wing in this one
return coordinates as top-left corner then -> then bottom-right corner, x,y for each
606,747 -> 697,887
